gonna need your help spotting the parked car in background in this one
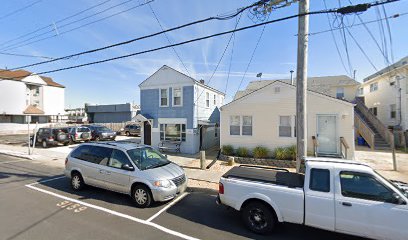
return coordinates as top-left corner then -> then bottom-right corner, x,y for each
217,158 -> 408,239
68,126 -> 91,143
83,125 -> 116,141
30,127 -> 70,148
64,141 -> 187,208
119,124 -> 141,136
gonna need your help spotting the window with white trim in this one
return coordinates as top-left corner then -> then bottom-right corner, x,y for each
370,82 -> 378,92
279,116 -> 292,137
173,87 -> 182,106
230,116 -> 240,135
357,87 -> 364,95
160,88 -> 168,107
206,92 -> 210,107
160,124 -> 186,141
336,87 -> 345,99
242,116 -> 252,136
213,94 -> 216,105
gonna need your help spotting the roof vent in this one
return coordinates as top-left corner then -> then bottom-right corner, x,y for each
199,79 -> 205,84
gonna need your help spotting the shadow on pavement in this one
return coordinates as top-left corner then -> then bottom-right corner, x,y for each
165,193 -> 365,240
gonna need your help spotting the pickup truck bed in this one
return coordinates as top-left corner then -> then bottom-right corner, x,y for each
222,165 -> 304,188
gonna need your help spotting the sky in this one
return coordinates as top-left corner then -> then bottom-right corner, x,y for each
0,0 -> 407,108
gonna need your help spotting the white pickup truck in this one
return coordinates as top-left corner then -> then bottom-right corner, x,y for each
217,158 -> 408,240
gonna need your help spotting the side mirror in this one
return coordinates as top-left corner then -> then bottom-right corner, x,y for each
121,164 -> 135,171
392,193 -> 406,205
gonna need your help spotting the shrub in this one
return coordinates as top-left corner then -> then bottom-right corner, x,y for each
286,145 -> 297,160
275,146 -> 297,160
236,147 -> 250,157
222,145 -> 234,156
274,147 -> 286,160
253,146 -> 269,158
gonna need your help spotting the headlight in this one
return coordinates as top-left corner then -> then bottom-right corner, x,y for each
153,180 -> 172,188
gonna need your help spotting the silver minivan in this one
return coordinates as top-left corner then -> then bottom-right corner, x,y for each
64,141 -> 187,207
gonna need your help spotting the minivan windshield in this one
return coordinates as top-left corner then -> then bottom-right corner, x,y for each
127,147 -> 170,170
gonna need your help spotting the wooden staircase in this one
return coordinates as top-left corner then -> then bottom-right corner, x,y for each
354,99 -> 393,150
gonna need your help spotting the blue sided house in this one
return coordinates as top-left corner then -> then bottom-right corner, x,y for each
137,65 -> 225,154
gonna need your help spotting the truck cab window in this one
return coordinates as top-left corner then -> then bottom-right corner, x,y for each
310,168 -> 330,192
340,172 -> 394,203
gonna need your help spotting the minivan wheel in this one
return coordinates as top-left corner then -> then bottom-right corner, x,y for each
71,172 -> 85,191
242,201 -> 276,234
95,136 -> 100,141
42,140 -> 47,148
126,131 -> 130,136
132,185 -> 152,208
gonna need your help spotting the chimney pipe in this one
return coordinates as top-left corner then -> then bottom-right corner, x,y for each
199,79 -> 205,84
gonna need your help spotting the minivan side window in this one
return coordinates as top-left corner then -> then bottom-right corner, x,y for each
340,171 -> 395,203
108,150 -> 131,169
71,145 -> 112,164
309,168 -> 330,192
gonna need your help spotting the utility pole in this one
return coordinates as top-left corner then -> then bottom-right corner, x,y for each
296,0 -> 309,173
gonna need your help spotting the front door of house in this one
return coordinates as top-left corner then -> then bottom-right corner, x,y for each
316,115 -> 338,155
143,121 -> 151,145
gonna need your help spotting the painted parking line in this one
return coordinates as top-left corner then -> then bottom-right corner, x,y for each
25,179 -> 199,240
147,192 -> 188,222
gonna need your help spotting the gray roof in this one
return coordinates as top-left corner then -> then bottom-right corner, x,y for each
234,75 -> 359,100
363,56 -> 408,82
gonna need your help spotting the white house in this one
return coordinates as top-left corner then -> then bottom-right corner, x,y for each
221,80 -> 355,159
358,56 -> 408,130
138,65 -> 225,154
235,75 -> 360,102
0,69 -> 65,123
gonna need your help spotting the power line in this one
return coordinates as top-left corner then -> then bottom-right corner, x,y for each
236,14 -> 270,95
0,0 -> 145,52
0,0 -> 400,81
0,52 -> 54,60
323,0 -> 351,77
147,2 -> 191,77
382,5 -> 394,63
3,0 -> 266,72
0,0 -> 42,21
224,17 -> 239,94
345,27 -> 378,71
0,0 -> 114,47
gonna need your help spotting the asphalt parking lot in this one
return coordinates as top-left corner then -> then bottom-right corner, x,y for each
0,154 -> 364,240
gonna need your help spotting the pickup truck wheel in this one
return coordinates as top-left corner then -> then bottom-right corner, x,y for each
242,202 -> 276,234
42,140 -> 48,148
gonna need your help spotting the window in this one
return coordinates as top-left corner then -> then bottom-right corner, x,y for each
230,116 -> 240,135
35,88 -> 40,94
108,150 -> 131,169
390,104 -> 396,119
127,147 -> 170,170
242,116 -> 252,136
220,96 -> 224,105
160,88 -> 168,107
274,87 -> 280,93
160,124 -> 186,141
340,172 -> 395,203
370,82 -> 378,92
336,87 -> 345,99
357,87 -> 364,95
213,94 -> 216,105
71,145 -> 112,164
206,92 -> 210,107
173,87 -> 182,106
369,107 -> 378,116
390,81 -> 395,86
310,169 -> 330,192
279,116 -> 291,137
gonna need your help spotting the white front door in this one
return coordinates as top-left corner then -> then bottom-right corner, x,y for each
317,115 -> 338,155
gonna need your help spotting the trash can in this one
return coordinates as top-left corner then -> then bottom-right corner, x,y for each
357,136 -> 365,146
